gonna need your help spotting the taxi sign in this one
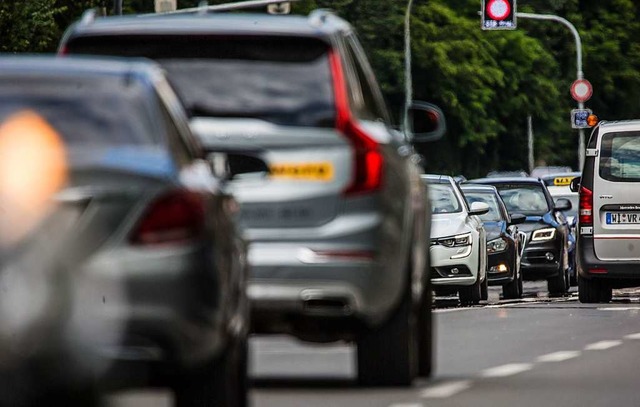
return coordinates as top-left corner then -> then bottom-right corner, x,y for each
270,162 -> 334,181
553,176 -> 575,186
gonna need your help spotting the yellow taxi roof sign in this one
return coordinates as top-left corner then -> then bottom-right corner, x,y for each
553,176 -> 575,186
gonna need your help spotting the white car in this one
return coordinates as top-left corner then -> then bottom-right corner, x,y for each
423,175 -> 489,305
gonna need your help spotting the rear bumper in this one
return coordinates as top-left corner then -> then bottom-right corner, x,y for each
75,243 -> 228,368
578,237 -> 640,286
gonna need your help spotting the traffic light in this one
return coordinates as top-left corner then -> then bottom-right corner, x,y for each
482,0 -> 516,30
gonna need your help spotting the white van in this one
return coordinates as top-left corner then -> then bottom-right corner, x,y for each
574,120 -> 640,303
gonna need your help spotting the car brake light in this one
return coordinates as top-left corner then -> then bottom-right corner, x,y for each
328,49 -> 384,196
58,45 -> 68,56
130,190 -> 206,245
579,186 -> 593,226
589,268 -> 608,274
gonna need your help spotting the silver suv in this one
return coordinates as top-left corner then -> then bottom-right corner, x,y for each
574,120 -> 640,303
61,7 -> 445,385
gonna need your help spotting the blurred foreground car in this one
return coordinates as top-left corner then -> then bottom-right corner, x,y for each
424,175 -> 488,305
461,184 -> 526,299
61,6 -> 447,385
470,177 -> 573,296
0,56 -> 248,406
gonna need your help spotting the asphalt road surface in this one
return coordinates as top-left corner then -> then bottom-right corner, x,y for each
108,282 -> 640,407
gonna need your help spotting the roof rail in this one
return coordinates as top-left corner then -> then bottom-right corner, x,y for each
153,0 -> 300,16
308,9 -> 334,26
80,8 -> 98,25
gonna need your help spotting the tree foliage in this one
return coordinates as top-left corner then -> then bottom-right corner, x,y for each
2,0 -> 640,177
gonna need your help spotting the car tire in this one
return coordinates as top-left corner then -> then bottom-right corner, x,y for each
502,275 -> 519,299
459,277 -> 481,305
357,289 -> 417,386
578,275 -> 612,303
480,276 -> 488,301
417,285 -> 434,378
173,337 -> 247,407
547,268 -> 566,297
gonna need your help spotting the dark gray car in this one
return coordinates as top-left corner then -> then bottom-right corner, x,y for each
0,56 -> 248,406
61,8 -> 446,385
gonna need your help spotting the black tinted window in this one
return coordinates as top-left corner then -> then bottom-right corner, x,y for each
0,76 -> 159,146
67,35 -> 335,127
599,131 -> 640,182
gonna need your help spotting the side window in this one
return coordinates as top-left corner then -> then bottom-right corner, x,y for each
345,35 -> 389,123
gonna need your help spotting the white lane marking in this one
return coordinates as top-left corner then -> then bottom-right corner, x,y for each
536,351 -> 581,362
419,380 -> 472,398
389,404 -> 423,407
624,332 -> 640,340
480,363 -> 533,378
257,348 -> 351,355
597,307 -> 640,311
584,340 -> 623,350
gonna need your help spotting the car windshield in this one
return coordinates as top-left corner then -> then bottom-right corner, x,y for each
0,76 -> 159,146
463,191 -> 503,222
494,184 -> 550,216
428,183 -> 462,214
66,35 -> 336,128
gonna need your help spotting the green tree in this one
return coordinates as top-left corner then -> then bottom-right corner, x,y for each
0,0 -> 65,52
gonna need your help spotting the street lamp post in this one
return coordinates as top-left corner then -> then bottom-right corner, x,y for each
404,0 -> 414,137
517,12 -> 586,170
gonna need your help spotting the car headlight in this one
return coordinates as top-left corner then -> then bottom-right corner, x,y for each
439,232 -> 472,247
531,227 -> 556,242
487,237 -> 508,253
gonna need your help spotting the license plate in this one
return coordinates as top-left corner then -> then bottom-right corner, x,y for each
270,162 -> 333,181
606,212 -> 640,224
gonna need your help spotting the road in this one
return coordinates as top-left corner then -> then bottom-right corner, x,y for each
108,282 -> 640,407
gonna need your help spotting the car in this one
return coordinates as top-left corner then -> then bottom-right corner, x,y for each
486,170 -> 529,178
460,184 -> 527,299
468,177 -> 573,296
0,56 -> 249,406
424,175 -> 489,305
60,7 -> 447,385
542,172 -> 581,286
530,165 -> 573,178
572,120 -> 640,303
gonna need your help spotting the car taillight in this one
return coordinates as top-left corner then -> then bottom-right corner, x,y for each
58,45 -> 68,56
130,190 -> 206,245
328,49 -> 384,196
579,186 -> 593,226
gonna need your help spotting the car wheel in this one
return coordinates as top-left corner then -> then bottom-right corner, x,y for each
578,275 -> 612,303
459,277 -> 481,305
547,268 -> 566,297
502,275 -> 519,299
480,276 -> 488,301
173,337 -> 247,407
357,288 -> 417,386
417,284 -> 434,378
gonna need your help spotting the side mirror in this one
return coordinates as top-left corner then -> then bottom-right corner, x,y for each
569,176 -> 581,193
509,213 -> 527,225
407,101 -> 446,143
554,198 -> 572,212
469,201 -> 490,216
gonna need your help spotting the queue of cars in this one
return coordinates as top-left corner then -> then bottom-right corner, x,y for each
0,3 -> 452,404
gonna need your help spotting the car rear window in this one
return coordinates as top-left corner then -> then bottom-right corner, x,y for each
493,183 -> 550,216
0,76 -> 159,146
66,35 -> 336,127
599,131 -> 640,182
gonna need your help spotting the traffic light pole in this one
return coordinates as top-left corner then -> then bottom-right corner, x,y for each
516,12 -> 586,170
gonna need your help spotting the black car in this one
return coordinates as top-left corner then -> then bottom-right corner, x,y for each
468,178 -> 573,296
0,56 -> 249,406
461,184 -> 526,299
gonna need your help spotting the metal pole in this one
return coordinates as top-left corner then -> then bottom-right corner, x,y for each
517,12 -> 585,170
403,0 -> 414,139
527,115 -> 534,173
113,0 -> 123,15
